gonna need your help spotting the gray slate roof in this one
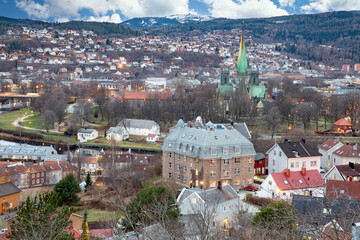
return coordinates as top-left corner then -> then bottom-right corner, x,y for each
118,119 -> 159,130
222,122 -> 251,139
0,182 -> 21,197
78,128 -> 97,134
108,126 -> 127,134
278,142 -> 322,158
177,185 -> 239,206
162,119 -> 256,159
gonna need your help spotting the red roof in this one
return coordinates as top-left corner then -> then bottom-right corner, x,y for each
333,118 -> 352,127
326,180 -> 360,201
319,139 -> 342,151
66,226 -> 81,239
147,134 -> 157,138
271,169 -> 324,191
43,162 -> 62,171
333,144 -> 360,158
28,164 -> 46,173
89,229 -> 114,238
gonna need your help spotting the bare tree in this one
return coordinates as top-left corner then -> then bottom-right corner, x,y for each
266,107 -> 282,139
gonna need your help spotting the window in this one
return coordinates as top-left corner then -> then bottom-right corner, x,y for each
210,181 -> 216,187
223,205 -> 229,212
235,179 -> 240,185
223,170 -> 229,176
192,197 -> 197,203
169,162 -> 172,168
36,179 -> 39,184
279,152 -> 282,157
183,166 -> 187,172
235,158 -> 240,164
248,158 -> 252,163
235,147 -> 241,154
176,164 -> 180,171
41,172 -> 44,177
269,180 -> 272,185
340,189 -> 345,194
36,173 -> 39,178
169,152 -> 172,158
177,175 -> 180,181
195,158 -> 199,165
302,162 -> 306,167
168,173 -> 172,178
210,160 -> 216,166
224,159 -> 229,165
310,161 -> 317,167
235,168 -> 240,175
195,169 -> 198,176
290,162 -> 294,168
211,148 -> 217,155
183,156 -> 187,162
168,143 -> 173,148
223,147 -> 229,155
299,179 -> 303,184
183,176 -> 187,183
32,180 -> 35,184
295,162 -> 299,168
274,151 -> 276,156
210,170 -> 216,177
248,167 -> 252,174
273,160 -> 275,165
177,154 -> 180,161
283,180 -> 288,185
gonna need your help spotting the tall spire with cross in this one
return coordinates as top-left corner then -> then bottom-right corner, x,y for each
237,26 -> 248,74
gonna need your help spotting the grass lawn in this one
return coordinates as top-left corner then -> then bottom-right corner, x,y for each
89,138 -> 162,150
0,220 -> 6,229
0,108 -> 32,131
74,208 -> 122,222
21,115 -> 47,129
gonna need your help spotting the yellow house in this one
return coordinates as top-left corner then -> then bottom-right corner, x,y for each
0,182 -> 21,214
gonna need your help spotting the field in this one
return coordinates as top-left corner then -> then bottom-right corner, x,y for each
0,108 -> 32,130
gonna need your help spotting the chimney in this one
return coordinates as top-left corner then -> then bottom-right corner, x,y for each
195,125 -> 199,129
187,122 -> 191,128
349,176 -> 353,182
301,167 -> 306,176
349,162 -> 355,169
301,138 -> 306,144
228,126 -> 233,130
217,180 -> 222,190
284,168 -> 290,177
203,118 -> 206,126
231,121 -> 234,126
192,120 -> 195,124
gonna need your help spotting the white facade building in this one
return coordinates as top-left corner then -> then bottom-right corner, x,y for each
77,128 -> 98,142
267,140 -> 322,173
318,139 -> 343,170
118,119 -> 160,137
106,126 -> 129,141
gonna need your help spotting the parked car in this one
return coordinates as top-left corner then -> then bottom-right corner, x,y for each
244,185 -> 259,191
0,229 -> 8,234
319,168 -> 325,174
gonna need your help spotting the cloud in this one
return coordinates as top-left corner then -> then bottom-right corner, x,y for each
88,13 -> 122,23
301,0 -> 360,13
278,0 -> 295,7
15,0 -> 195,22
203,0 -> 288,19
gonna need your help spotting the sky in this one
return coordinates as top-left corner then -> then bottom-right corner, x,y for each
0,0 -> 359,23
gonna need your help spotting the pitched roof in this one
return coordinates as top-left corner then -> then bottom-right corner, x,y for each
119,118 -> 159,130
222,122 -> 251,139
277,142 -> 322,158
271,169 -> 324,191
318,139 -> 342,151
333,118 -> 352,126
333,144 -> 360,158
78,128 -> 97,134
59,161 -> 77,171
335,163 -> 360,177
123,92 -> 172,100
326,180 -> 360,201
43,162 -> 62,171
0,182 -> 21,197
28,164 -> 46,173
177,185 -> 239,206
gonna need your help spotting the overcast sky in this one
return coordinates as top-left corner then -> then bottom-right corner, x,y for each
0,0 -> 359,23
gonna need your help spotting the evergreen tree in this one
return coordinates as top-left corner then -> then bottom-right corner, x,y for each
7,191 -> 75,240
85,172 -> 92,192
54,174 -> 81,206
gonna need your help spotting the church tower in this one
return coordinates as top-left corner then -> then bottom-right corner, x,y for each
234,30 -> 260,98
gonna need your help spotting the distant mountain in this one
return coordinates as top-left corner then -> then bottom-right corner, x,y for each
0,16 -> 139,36
121,14 -> 213,28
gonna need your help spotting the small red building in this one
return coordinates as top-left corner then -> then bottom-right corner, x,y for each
254,153 -> 268,176
28,165 -> 46,187
333,118 -> 352,134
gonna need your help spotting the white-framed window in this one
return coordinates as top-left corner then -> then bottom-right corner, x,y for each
211,148 -> 217,155
177,175 -> 180,181
169,152 -> 172,158
223,147 -> 229,155
183,156 -> 187,162
192,197 -> 197,203
302,162 -> 306,167
295,162 -> 299,168
248,158 -> 252,163
183,166 -> 187,172
176,164 -> 180,171
223,205 -> 229,212
177,154 -> 180,161
210,170 -> 216,176
210,159 -> 216,166
168,173 -> 172,178
223,170 -> 229,176
183,176 -> 187,183
290,162 -> 294,168
279,152 -> 282,157
210,181 -> 216,187
235,158 -> 240,164
224,159 -> 229,165
235,147 -> 241,154
274,151 -> 276,156
169,162 -> 172,168
248,167 -> 252,174
235,168 -> 240,175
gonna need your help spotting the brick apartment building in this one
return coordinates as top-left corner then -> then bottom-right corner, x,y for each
162,117 -> 256,191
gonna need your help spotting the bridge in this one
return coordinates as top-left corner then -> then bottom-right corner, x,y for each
0,93 -> 39,110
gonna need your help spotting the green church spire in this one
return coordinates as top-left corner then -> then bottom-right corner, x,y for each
237,30 -> 248,74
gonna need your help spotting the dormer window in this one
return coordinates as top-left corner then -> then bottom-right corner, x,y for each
223,147 -> 229,155
211,148 -> 217,155
299,179 -> 303,184
235,147 -> 241,154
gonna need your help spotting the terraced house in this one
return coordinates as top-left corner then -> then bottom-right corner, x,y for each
162,117 -> 256,191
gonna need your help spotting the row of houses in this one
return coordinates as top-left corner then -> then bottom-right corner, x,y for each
0,161 -> 77,189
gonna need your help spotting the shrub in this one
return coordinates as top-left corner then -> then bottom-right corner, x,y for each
245,194 -> 277,206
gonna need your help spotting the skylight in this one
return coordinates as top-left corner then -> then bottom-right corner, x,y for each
283,180 -> 288,185
299,179 -> 303,184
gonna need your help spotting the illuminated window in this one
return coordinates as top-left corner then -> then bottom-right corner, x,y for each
210,181 -> 216,187
210,170 -> 216,177
210,160 -> 216,166
223,170 -> 229,176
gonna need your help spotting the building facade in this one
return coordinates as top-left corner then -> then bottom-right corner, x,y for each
162,117 -> 256,191
318,139 -> 343,170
